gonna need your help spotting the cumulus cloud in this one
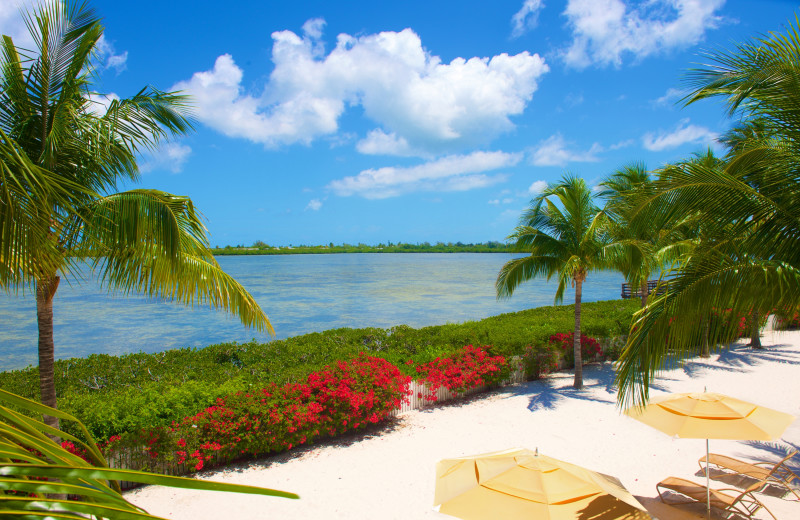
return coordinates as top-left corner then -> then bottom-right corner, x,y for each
328,150 -> 521,199
642,118 -> 717,151
529,134 -> 602,166
356,129 -> 416,156
139,142 -> 192,173
562,0 -> 725,68
305,198 -> 323,211
175,23 -> 549,154
511,0 -> 545,38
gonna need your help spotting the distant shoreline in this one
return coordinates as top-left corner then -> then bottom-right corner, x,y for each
211,242 -> 514,255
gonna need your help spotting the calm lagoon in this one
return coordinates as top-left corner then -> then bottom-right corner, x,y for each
0,253 -> 624,371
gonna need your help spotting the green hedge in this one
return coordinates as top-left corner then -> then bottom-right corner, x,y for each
0,299 -> 638,440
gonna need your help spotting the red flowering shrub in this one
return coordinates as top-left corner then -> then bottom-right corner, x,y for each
413,345 -> 510,402
60,440 -> 90,463
708,308 -> 749,339
549,332 -> 602,368
521,344 -> 560,380
114,353 -> 411,472
776,311 -> 800,330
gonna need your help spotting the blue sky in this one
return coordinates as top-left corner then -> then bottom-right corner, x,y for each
2,0 -> 797,247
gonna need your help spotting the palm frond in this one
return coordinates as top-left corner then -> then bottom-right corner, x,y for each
69,189 -> 273,335
0,388 -> 298,518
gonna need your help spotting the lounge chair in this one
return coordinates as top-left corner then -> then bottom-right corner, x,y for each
656,477 -> 777,519
699,449 -> 800,500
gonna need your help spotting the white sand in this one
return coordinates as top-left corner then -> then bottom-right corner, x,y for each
127,329 -> 800,520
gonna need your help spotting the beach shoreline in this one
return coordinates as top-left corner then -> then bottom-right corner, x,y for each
127,330 -> 800,519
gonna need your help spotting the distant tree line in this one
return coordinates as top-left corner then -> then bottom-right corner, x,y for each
211,241 -> 513,255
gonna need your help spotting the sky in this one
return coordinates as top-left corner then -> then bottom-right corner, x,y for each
1,0 -> 798,247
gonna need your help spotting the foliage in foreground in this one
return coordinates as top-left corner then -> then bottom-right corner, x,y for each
615,16 -> 800,407
0,388 -> 298,519
0,299 -> 639,440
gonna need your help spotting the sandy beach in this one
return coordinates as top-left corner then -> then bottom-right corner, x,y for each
127,329 -> 800,519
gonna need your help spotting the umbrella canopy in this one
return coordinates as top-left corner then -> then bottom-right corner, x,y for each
434,447 -> 650,520
624,392 -> 795,440
625,391 -> 795,519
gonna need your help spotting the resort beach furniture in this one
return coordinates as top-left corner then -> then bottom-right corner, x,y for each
434,447 -> 650,519
699,449 -> 800,499
656,477 -> 777,519
624,391 -> 796,519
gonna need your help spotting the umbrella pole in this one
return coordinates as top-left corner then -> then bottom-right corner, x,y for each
706,438 -> 710,519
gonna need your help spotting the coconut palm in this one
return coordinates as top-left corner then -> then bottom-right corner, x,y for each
0,1 -> 273,427
496,175 -> 609,389
615,17 -> 800,407
598,162 -> 688,308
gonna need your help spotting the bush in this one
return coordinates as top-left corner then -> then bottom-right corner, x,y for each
600,336 -> 627,361
775,311 -> 800,330
412,345 -> 510,401
549,332 -> 602,368
119,354 -> 411,472
520,344 -> 560,380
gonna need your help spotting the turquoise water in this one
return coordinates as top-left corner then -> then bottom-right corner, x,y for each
0,253 -> 624,371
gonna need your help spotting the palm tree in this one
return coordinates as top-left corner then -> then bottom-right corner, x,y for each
496,175 -> 609,389
0,1 -> 273,427
615,17 -> 800,407
599,163 -> 676,308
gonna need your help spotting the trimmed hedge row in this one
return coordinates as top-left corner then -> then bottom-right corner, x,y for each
0,299 -> 639,440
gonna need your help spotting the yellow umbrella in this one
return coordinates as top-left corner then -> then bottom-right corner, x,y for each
625,391 -> 795,518
433,447 -> 650,520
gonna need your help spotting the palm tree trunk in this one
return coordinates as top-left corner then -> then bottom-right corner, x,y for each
640,281 -> 648,308
701,317 -> 710,358
36,273 -> 60,430
749,309 -> 762,349
573,278 -> 584,389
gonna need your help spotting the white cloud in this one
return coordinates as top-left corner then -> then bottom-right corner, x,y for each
528,179 -> 548,194
175,23 -> 549,154
511,0 -> 545,38
356,129 -> 415,156
642,118 -> 717,151
96,35 -> 128,74
140,142 -> 192,173
562,0 -> 725,68
654,87 -> 685,107
173,53 -> 344,147
302,18 -> 326,41
328,150 -> 521,199
529,134 -> 602,166
305,198 -> 323,211
489,199 -> 500,205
